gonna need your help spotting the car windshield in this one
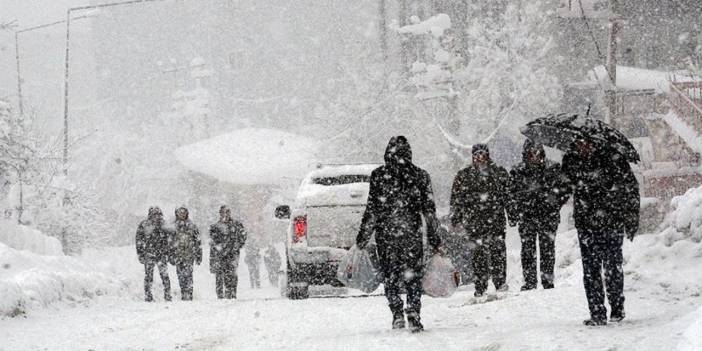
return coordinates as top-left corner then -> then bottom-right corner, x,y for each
312,175 -> 370,186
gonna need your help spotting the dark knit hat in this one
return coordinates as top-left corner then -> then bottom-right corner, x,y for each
472,143 -> 489,155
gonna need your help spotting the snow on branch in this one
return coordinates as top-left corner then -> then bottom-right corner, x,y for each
393,13 -> 451,38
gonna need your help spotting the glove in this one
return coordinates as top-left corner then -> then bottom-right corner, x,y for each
432,246 -> 445,256
138,257 -> 145,265
626,226 -> 637,242
356,238 -> 368,250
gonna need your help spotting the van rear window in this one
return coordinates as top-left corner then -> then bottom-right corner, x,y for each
312,175 -> 370,186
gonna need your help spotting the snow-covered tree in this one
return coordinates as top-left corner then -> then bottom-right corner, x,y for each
0,99 -> 38,223
398,0 -> 563,162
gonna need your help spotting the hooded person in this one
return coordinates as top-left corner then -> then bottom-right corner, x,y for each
135,206 -> 172,301
356,135 -> 442,333
562,138 -> 639,326
450,143 -> 511,297
171,206 -> 202,301
263,244 -> 282,287
508,139 -> 571,291
209,205 -> 247,299
244,235 -> 262,289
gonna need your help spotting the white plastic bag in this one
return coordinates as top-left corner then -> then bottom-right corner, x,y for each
336,245 -> 382,293
422,254 -> 460,298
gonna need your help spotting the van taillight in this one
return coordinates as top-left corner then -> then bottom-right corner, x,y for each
293,216 -> 307,243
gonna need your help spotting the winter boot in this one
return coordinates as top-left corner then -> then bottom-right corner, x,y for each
496,284 -> 509,292
583,318 -> 607,326
406,310 -> 424,333
542,282 -> 554,289
164,291 -> 172,302
610,309 -> 625,323
474,290 -> 485,298
520,284 -> 536,291
391,310 -> 405,329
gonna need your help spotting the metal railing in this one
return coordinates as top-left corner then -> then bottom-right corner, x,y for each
669,81 -> 702,133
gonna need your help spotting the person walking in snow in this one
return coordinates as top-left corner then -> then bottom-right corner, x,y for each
508,139 -> 571,291
170,206 -> 202,301
244,237 -> 262,289
562,138 -> 639,326
356,135 -> 442,333
450,143 -> 510,297
135,206 -> 172,302
209,205 -> 247,299
263,244 -> 282,287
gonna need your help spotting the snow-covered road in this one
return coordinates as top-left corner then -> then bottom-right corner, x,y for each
3,208 -> 702,350
2,276 -> 701,351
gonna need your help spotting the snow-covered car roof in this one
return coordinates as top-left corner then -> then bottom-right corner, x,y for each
303,164 -> 381,181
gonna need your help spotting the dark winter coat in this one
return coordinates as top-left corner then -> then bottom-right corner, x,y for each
244,239 -> 261,266
171,209 -> 202,265
356,136 -> 442,275
450,161 -> 510,239
561,147 -> 640,236
209,220 -> 247,273
136,218 -> 170,263
264,246 -> 282,273
508,141 -> 571,233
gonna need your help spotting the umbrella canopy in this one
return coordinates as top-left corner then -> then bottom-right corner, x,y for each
520,114 -> 640,163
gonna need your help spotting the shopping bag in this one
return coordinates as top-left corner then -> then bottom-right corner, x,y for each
422,254 -> 460,298
336,244 -> 382,293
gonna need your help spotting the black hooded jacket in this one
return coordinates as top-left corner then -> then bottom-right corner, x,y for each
136,207 -> 170,263
508,140 -> 571,232
209,219 -> 247,272
171,207 -> 202,265
561,146 -> 640,236
356,136 -> 441,273
450,156 -> 510,238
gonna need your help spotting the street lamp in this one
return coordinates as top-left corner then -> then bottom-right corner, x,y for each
15,20 -> 68,117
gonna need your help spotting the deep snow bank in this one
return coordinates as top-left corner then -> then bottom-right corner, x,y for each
0,244 -> 137,317
0,219 -> 63,255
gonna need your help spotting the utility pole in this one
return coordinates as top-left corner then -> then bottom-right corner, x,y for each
605,0 -> 621,124
14,31 -> 23,117
399,0 -> 409,77
379,0 -> 388,63
62,10 -> 71,176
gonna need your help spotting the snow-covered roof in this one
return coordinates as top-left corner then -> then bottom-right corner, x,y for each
589,65 -> 700,94
174,128 -> 320,186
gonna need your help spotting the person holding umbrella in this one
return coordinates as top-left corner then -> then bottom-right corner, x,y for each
508,140 -> 571,291
522,114 -> 640,326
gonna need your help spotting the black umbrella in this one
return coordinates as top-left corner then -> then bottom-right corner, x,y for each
520,113 -> 640,163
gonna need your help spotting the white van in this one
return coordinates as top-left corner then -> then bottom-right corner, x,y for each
275,164 -> 379,299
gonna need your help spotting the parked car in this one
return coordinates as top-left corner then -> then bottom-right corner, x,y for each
275,164 -> 379,299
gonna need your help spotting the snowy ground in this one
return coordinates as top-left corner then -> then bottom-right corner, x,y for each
2,227 -> 702,351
